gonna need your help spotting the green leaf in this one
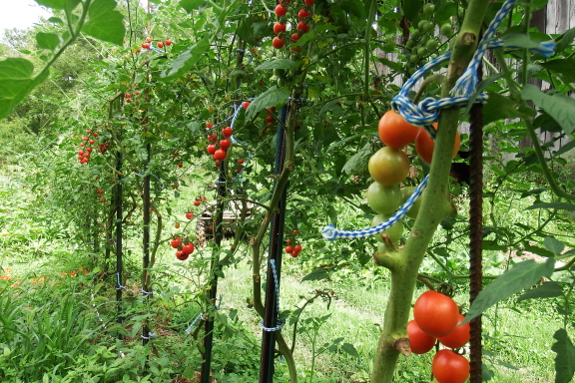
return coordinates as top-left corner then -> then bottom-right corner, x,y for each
36,33 -> 61,51
301,268 -> 329,281
245,86 -> 289,120
552,329 -> 575,383
341,343 -> 359,358
0,58 -> 51,119
540,59 -> 575,83
517,282 -> 563,302
82,0 -> 125,46
529,0 -> 548,11
483,92 -> 526,124
501,33 -> 545,50
464,258 -> 555,323
403,0 -> 422,21
255,59 -> 296,71
544,237 -> 565,255
48,17 -> 64,24
35,0 -> 80,10
526,202 -> 575,211
161,40 -> 210,80
560,27 -> 575,53
180,0 -> 206,13
555,140 -> 575,156
521,84 -> 575,134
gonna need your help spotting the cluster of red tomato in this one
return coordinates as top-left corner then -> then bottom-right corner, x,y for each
409,290 -> 470,383
95,188 -> 107,204
206,123 -> 233,166
193,196 -> 207,207
170,236 -> 195,260
285,229 -> 302,257
272,0 -> 314,51
140,36 -> 172,50
75,128 -> 101,165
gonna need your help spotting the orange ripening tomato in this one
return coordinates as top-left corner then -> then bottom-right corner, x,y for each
415,124 -> 460,164
378,110 -> 419,149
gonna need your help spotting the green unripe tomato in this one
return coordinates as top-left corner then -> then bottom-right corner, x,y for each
371,214 -> 403,243
409,55 -> 419,64
401,186 -> 423,219
418,20 -> 427,30
420,35 -> 430,45
423,21 -> 435,33
440,23 -> 453,37
366,182 -> 402,215
423,3 -> 436,15
411,29 -> 421,40
273,68 -> 285,77
417,47 -> 428,57
277,77 -> 286,87
425,39 -> 438,51
411,47 -> 418,55
405,40 -> 416,49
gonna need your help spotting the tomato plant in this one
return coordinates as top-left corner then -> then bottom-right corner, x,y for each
415,125 -> 460,164
407,320 -> 436,354
432,349 -> 470,383
400,186 -> 422,219
437,314 -> 470,349
413,291 -> 459,337
272,37 -> 285,49
377,110 -> 419,149
273,22 -> 286,34
367,147 -> 409,186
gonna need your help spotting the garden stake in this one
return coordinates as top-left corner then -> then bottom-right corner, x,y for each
260,104 -> 288,383
468,63 -> 484,383
115,137 -> 124,340
142,141 -> 151,346
200,159 -> 227,383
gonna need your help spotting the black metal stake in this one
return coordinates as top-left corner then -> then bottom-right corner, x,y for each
143,142 -> 151,346
200,160 -> 227,383
260,105 -> 289,383
115,148 -> 124,340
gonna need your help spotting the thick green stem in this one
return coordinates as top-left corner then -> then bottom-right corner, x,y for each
370,1 -> 490,381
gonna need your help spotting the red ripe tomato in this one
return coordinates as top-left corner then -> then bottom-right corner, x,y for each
142,43 -> 150,49
437,314 -> 470,349
176,250 -> 188,260
206,122 -> 214,129
164,39 -> 172,46
185,211 -> 193,220
291,33 -> 301,43
207,134 -> 217,143
378,110 -> 419,149
294,244 -> 302,252
266,115 -> 273,122
193,200 -> 200,206
415,125 -> 460,164
214,149 -> 227,161
238,159 -> 244,164
304,0 -> 314,5
219,138 -> 231,150
367,147 -> 409,186
275,4 -> 287,17
146,37 -> 152,42
178,163 -> 183,168
413,291 -> 459,338
296,22 -> 310,33
171,237 -> 181,249
207,144 -> 216,155
285,245 -> 293,253
407,320 -> 436,354
298,9 -> 311,18
242,101 -> 250,109
222,126 -> 233,137
272,36 -> 285,49
432,349 -> 470,383
157,42 -> 164,48
182,242 -> 195,255
273,22 -> 286,34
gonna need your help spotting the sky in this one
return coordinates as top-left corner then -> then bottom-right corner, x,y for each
0,0 -> 51,32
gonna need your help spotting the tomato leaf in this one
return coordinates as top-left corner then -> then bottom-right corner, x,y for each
540,59 -> 575,83
245,86 -> 289,120
36,33 -> 61,51
552,328 -> 575,383
544,237 -> 565,255
255,59 -> 296,71
161,39 -> 210,80
82,0 -> 125,46
464,258 -> 555,323
35,0 -> 81,11
483,92 -> 529,124
0,58 -> 51,119
517,282 -> 563,302
559,27 -> 575,53
402,0 -> 422,22
179,0 -> 206,13
301,267 -> 328,281
341,343 -> 359,358
521,84 -> 575,134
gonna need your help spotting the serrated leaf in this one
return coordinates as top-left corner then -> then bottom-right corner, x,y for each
482,363 -> 495,381
540,59 -> 575,83
552,329 -> 575,383
523,244 -> 555,258
483,92 -> 525,124
526,202 -> 575,211
161,40 -> 210,80
521,84 -> 575,134
35,0 -> 80,10
36,33 -> 61,51
517,282 -> 563,302
555,140 -> 575,156
0,58 -> 51,119
544,237 -> 565,255
464,258 -> 555,323
255,59 -> 295,71
301,268 -> 328,282
245,86 -> 289,120
180,0 -> 206,13
82,0 -> 125,46
341,343 -> 359,358
342,142 -> 371,175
